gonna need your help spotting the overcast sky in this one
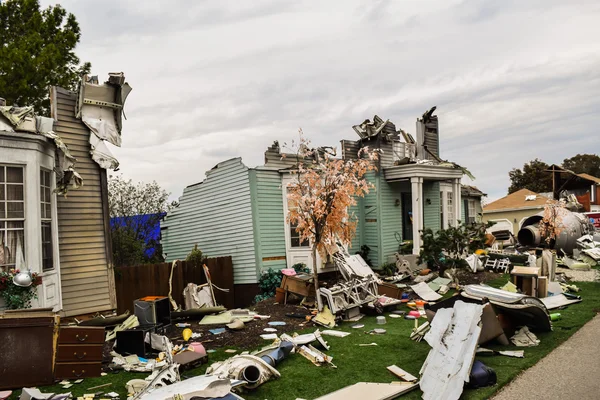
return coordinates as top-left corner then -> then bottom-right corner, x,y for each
44,0 -> 600,202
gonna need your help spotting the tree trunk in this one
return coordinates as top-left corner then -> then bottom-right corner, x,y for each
312,245 -> 323,311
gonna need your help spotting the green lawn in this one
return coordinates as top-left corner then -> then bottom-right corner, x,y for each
20,279 -> 600,400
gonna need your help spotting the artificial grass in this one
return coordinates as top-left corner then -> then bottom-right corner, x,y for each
15,280 -> 600,400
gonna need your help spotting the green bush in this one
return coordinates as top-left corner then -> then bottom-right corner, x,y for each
254,268 -> 283,303
186,244 -> 204,266
419,222 -> 492,271
379,262 -> 397,277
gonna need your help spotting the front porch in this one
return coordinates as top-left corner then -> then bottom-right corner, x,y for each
384,164 -> 464,254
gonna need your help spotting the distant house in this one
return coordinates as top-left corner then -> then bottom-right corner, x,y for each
0,73 -> 131,316
547,165 -> 600,212
162,108 -> 483,288
482,189 -> 554,235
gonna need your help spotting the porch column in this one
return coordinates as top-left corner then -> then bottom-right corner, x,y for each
441,189 -> 448,229
411,177 -> 423,254
453,178 -> 461,226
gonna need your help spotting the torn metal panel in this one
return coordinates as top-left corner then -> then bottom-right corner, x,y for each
420,301 -> 483,400
75,73 -> 132,170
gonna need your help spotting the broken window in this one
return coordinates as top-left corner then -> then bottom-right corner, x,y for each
41,169 -> 53,271
0,165 -> 25,271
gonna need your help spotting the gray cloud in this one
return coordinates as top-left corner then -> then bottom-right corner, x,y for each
41,0 -> 600,202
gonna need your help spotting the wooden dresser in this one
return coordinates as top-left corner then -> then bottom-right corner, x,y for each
55,326 -> 104,379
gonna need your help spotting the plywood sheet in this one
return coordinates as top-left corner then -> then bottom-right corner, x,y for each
411,282 -> 442,301
315,382 -> 418,400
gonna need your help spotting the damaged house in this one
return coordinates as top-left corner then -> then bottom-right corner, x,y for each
0,73 -> 131,316
161,108 -> 483,290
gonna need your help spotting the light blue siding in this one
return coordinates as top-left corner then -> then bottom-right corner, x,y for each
423,181 -> 441,232
362,172 -> 380,266
379,179 -> 404,266
251,169 -> 287,273
162,158 -> 258,284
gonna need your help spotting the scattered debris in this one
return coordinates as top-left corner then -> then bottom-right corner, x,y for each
476,348 -> 525,358
420,301 -> 483,400
313,381 -> 418,399
313,305 -> 336,328
511,326 -> 540,347
387,365 -> 418,382
321,330 -> 351,338
298,345 -> 336,368
357,343 -> 378,346
541,294 -> 582,310
410,282 -> 442,301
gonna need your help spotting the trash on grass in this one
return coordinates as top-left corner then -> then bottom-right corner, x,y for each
511,326 -> 540,347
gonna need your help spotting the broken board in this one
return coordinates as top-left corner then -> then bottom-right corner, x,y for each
387,365 -> 418,382
314,382 -> 418,400
411,282 -> 442,301
540,294 -> 582,310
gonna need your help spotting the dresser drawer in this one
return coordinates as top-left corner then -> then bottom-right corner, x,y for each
59,327 -> 105,344
54,362 -> 102,379
56,344 -> 103,362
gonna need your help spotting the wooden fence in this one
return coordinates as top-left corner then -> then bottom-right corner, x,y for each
114,257 -> 234,314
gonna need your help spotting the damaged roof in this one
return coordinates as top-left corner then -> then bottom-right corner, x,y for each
483,189 -> 555,213
461,185 -> 486,197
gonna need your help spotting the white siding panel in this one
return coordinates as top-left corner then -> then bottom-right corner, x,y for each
162,158 -> 258,284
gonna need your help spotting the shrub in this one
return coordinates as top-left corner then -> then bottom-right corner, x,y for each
186,244 -> 204,267
254,268 -> 283,303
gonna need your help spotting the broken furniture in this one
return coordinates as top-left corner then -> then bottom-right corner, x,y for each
319,249 -> 400,315
133,296 -> 171,326
55,326 -> 104,379
115,325 -> 156,358
0,310 -> 59,389
280,273 -> 315,302
510,266 -> 540,297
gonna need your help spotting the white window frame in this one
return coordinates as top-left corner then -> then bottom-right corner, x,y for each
468,199 -> 476,224
447,191 -> 454,227
0,164 -> 26,271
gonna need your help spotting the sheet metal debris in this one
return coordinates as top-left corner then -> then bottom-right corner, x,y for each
420,301 -> 483,400
76,73 -> 132,170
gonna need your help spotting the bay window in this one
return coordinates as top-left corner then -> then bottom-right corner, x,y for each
0,165 -> 25,271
